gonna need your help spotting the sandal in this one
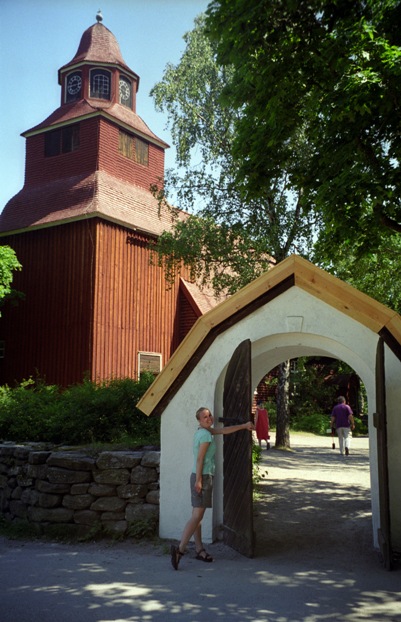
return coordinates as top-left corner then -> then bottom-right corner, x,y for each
195,548 -> 213,563
170,544 -> 184,570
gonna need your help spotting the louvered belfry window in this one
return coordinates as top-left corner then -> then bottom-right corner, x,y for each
44,124 -> 80,157
118,130 -> 149,166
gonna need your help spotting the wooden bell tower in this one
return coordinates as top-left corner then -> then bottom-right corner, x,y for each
0,14 -> 203,386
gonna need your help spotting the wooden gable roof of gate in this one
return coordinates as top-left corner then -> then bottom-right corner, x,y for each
138,254 -> 401,417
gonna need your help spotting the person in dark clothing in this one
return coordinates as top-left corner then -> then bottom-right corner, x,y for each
331,396 -> 355,455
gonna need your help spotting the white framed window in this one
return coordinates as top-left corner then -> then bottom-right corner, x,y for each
90,68 -> 111,99
138,352 -> 162,378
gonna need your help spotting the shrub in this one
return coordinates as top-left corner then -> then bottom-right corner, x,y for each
291,413 -> 328,435
353,416 -> 368,436
0,373 -> 158,446
0,378 -> 62,442
252,442 -> 267,488
56,375 -> 157,444
127,515 -> 159,540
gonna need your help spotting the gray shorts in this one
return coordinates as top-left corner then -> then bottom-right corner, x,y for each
190,473 -> 213,508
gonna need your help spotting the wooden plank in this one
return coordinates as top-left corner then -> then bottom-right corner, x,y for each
222,339 -> 254,557
375,337 -> 393,570
294,259 -> 396,332
383,316 -> 401,353
0,222 -> 94,387
92,220 -> 191,382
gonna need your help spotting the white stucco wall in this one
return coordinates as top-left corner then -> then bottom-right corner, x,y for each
160,286 -> 383,549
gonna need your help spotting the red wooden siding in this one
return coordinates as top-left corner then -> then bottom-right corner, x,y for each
98,119 -> 165,190
91,220 -> 181,381
24,118 -> 100,187
0,218 -> 192,386
23,118 -> 165,193
0,221 -> 96,387
179,288 -> 199,342
0,20 -> 188,389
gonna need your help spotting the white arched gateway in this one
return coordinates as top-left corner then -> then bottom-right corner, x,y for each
138,255 -> 401,569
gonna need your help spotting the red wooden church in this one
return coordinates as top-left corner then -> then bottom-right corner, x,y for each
0,15 -> 214,387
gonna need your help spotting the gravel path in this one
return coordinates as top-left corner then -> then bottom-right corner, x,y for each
253,432 -> 373,566
1,432 -> 400,622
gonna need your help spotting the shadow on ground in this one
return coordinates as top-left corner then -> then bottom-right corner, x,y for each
253,438 -> 372,561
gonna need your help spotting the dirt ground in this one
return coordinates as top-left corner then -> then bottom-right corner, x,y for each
252,431 -> 375,566
2,432 -> 400,622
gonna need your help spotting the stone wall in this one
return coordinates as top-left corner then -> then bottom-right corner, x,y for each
0,444 -> 160,539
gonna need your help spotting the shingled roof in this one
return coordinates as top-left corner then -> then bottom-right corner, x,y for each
0,171 -> 184,236
22,99 -> 168,148
59,22 -> 136,81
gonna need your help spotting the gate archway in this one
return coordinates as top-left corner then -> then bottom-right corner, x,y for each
138,255 -> 401,568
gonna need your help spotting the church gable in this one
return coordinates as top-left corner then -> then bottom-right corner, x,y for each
138,254 -> 401,416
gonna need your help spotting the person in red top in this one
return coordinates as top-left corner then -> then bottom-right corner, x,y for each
331,396 -> 355,456
255,401 -> 270,449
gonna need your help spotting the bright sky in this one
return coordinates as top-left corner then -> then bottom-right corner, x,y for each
0,0 -> 209,212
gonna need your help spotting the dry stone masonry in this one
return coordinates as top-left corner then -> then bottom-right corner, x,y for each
0,444 -> 160,539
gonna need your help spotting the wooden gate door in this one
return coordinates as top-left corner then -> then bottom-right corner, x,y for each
220,339 -> 254,557
374,336 -> 393,570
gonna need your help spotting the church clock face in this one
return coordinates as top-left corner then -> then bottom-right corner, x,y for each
119,77 -> 132,106
66,72 -> 82,102
67,73 -> 82,95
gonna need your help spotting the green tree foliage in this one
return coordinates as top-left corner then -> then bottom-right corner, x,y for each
290,357 -> 341,418
315,232 -> 401,313
0,245 -> 22,312
151,15 -> 316,294
206,0 -> 401,255
151,15 -> 318,448
288,356 -> 368,433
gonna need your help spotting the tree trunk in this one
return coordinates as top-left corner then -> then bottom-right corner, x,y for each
275,360 -> 291,448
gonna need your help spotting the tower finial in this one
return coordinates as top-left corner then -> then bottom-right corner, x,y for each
96,9 -> 103,23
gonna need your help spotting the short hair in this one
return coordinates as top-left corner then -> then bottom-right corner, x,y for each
337,396 -> 346,404
196,407 -> 211,420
